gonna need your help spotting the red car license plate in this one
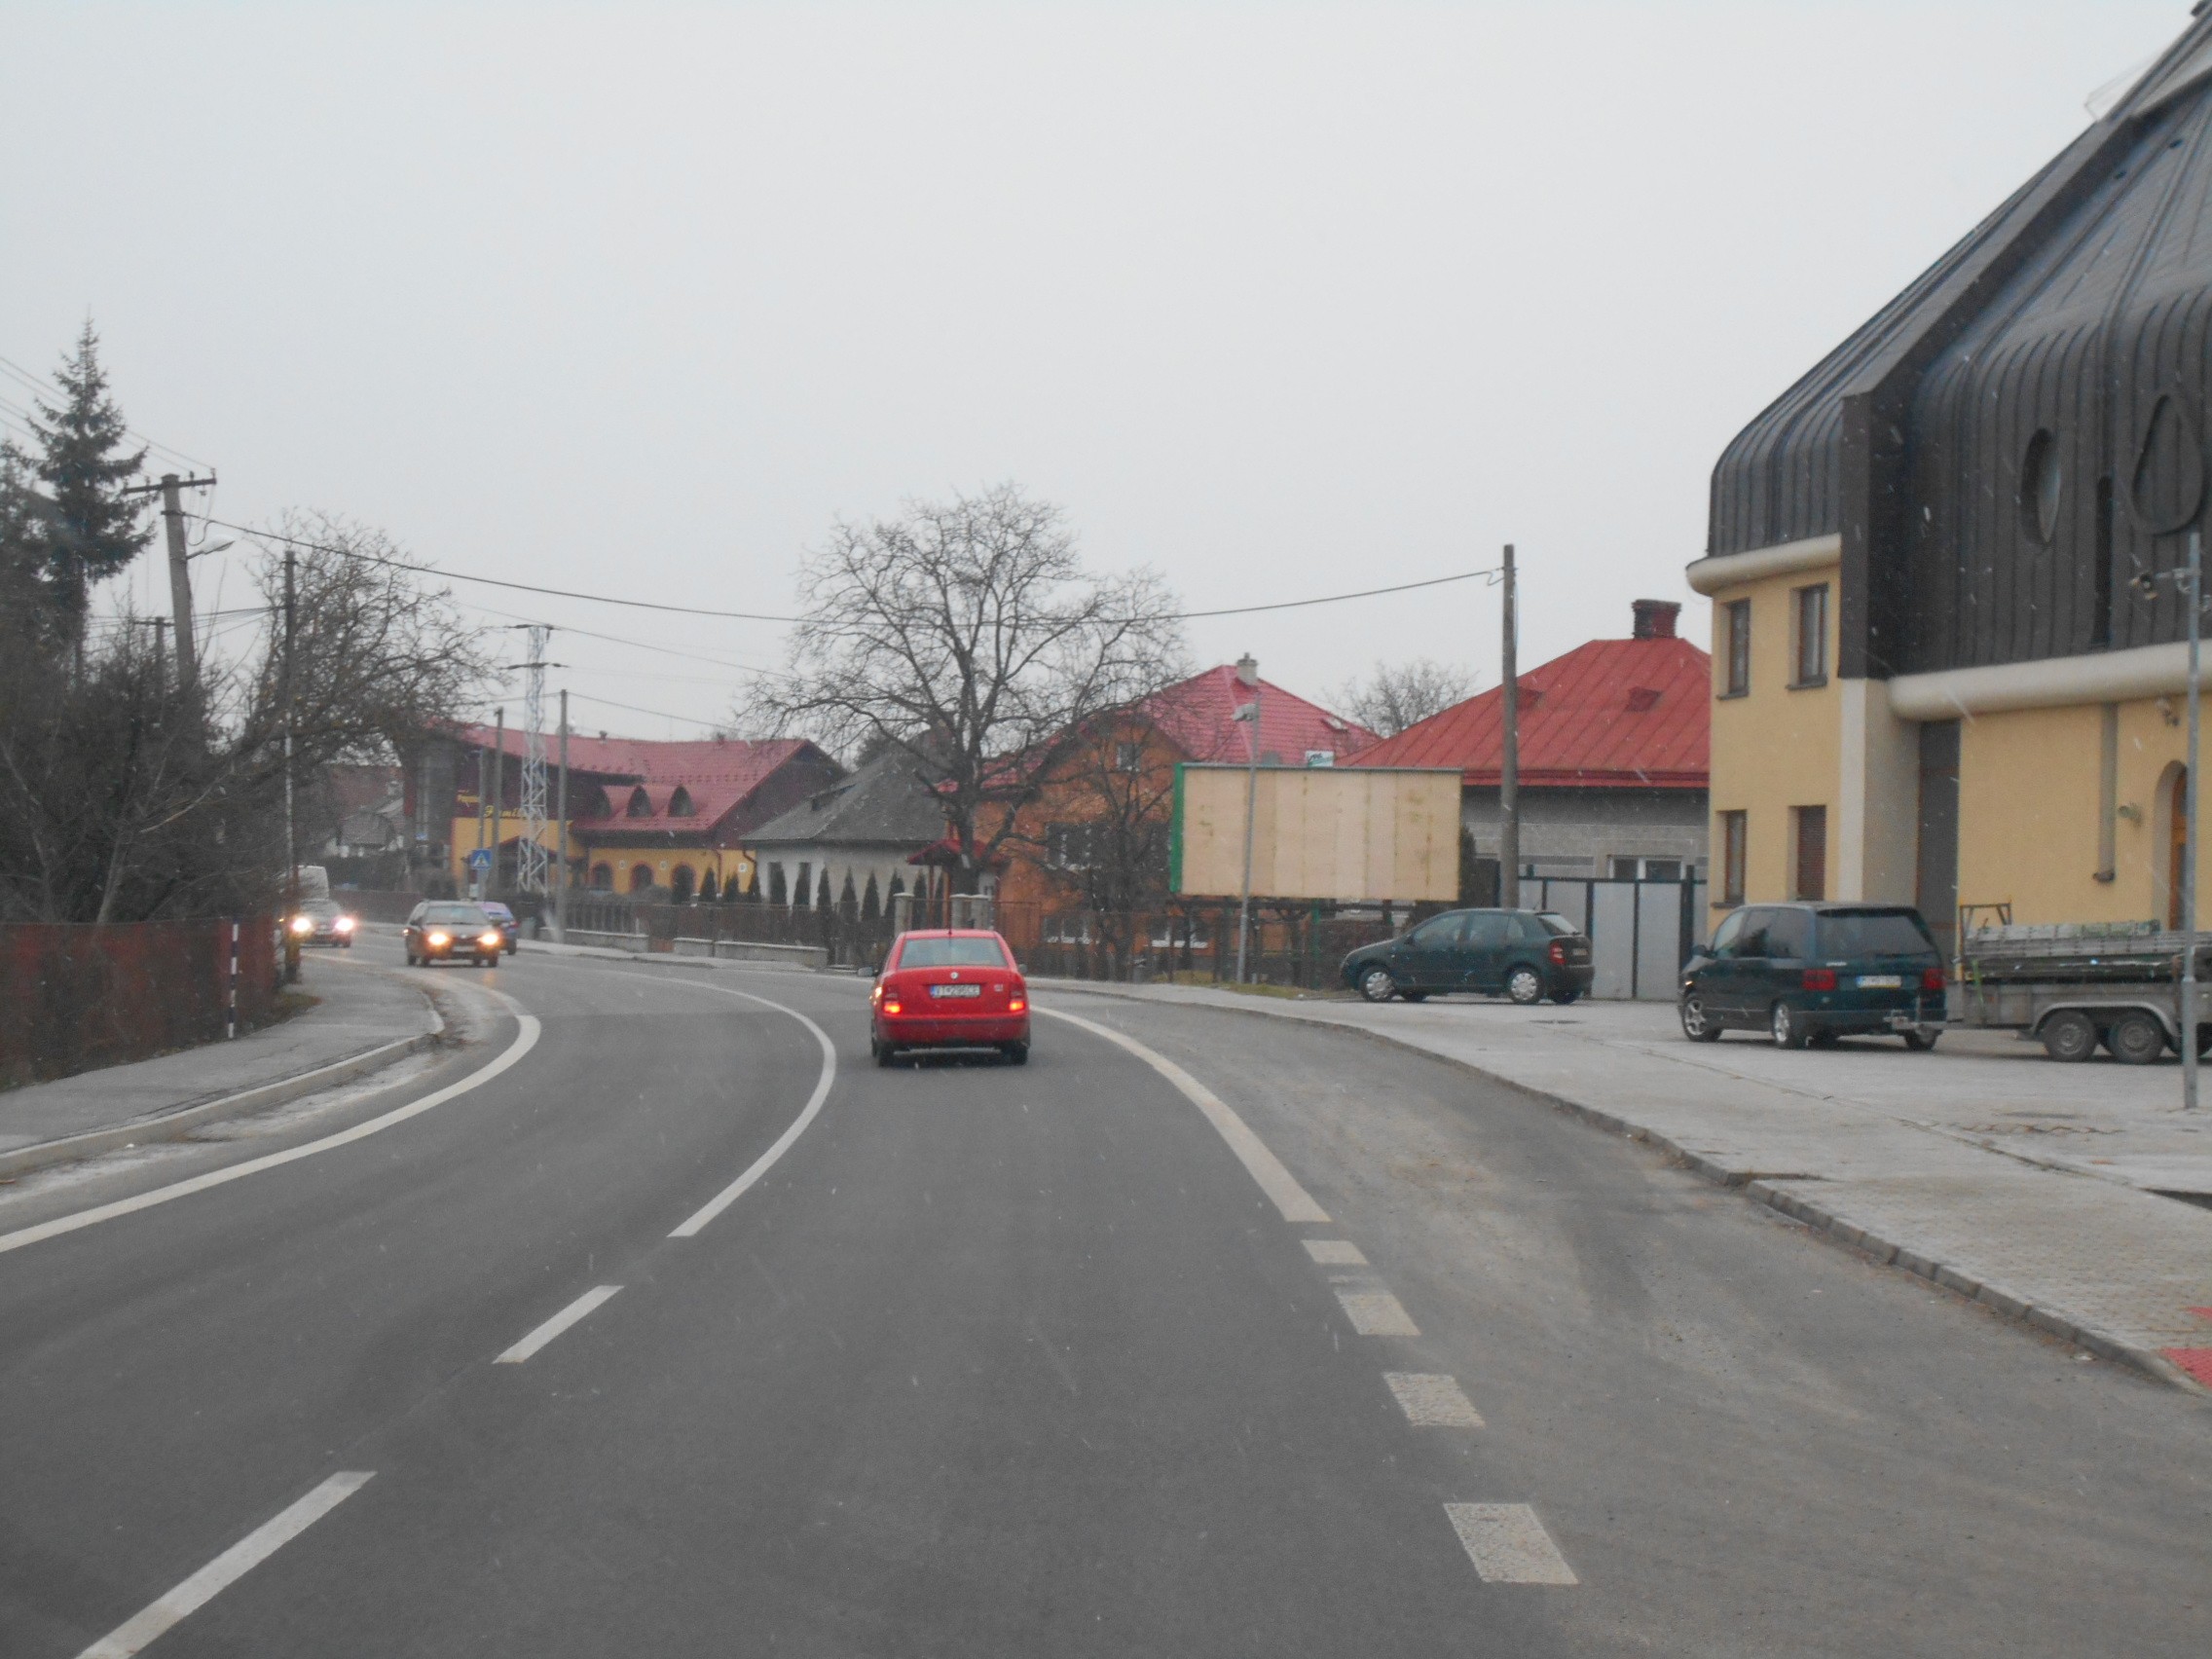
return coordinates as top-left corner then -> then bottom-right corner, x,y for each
928,984 -> 983,998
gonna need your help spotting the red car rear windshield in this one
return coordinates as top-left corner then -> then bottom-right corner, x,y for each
896,938 -> 1010,970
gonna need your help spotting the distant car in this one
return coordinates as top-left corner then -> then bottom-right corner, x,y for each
871,929 -> 1030,1065
403,902 -> 505,968
287,898 -> 356,948
477,900 -> 520,954
1341,908 -> 1593,1005
1678,903 -> 1945,1050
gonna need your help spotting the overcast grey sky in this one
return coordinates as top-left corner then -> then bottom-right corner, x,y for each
0,1 -> 2190,739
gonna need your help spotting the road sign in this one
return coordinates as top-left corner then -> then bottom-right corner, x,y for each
466,848 -> 494,873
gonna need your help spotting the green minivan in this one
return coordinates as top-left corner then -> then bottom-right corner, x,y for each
1679,903 -> 1946,1049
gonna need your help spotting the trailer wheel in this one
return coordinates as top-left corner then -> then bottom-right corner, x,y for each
2039,1011 -> 2097,1062
2107,1012 -> 2167,1065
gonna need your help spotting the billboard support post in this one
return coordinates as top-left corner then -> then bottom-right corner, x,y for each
1234,654 -> 1263,983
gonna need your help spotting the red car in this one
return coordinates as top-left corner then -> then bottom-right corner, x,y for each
870,929 -> 1030,1066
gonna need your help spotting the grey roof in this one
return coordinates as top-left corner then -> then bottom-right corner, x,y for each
744,751 -> 946,849
1706,5 -> 2212,678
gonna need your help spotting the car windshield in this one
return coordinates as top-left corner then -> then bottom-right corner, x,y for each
1818,910 -> 1936,958
897,937 -> 1010,970
421,905 -> 493,928
299,900 -> 340,918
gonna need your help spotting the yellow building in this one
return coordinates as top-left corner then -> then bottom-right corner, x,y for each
1692,17 -> 2212,952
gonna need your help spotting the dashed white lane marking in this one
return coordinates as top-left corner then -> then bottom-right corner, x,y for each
494,1285 -> 623,1363
1336,1289 -> 1419,1336
75,1472 -> 375,1657
0,988 -> 541,1260
662,981 -> 837,1237
1035,1007 -> 1328,1223
1385,1372 -> 1485,1426
1304,1239 -> 1367,1265
1444,1503 -> 1578,1584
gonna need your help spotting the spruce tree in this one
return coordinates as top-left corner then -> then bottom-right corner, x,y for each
32,323 -> 150,638
0,440 -> 50,636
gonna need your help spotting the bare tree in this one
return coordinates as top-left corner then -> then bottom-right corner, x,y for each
0,514 -> 491,923
1329,657 -> 1475,741
1018,716 -> 1180,977
749,485 -> 1187,891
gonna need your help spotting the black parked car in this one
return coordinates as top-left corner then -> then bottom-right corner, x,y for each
1342,908 -> 1594,1005
403,902 -> 507,968
1679,903 -> 1946,1050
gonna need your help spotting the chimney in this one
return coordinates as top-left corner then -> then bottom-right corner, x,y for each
1632,599 -> 1679,640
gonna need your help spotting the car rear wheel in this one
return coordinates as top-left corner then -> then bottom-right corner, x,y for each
1770,1001 -> 1809,1050
1400,990 -> 1429,1003
1505,966 -> 1544,1006
872,1037 -> 897,1068
1358,967 -> 1398,1003
1900,1028 -> 1940,1051
2108,1012 -> 2167,1065
1679,994 -> 1722,1042
1553,988 -> 1579,1007
2040,1010 -> 2097,1062
1001,1041 -> 1029,1065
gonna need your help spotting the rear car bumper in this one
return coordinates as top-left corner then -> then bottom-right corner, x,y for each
1794,997 -> 1945,1033
877,1014 -> 1031,1051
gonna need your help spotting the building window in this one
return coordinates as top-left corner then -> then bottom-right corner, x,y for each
1792,805 -> 1827,901
1791,584 -> 1828,686
1718,811 -> 1747,905
1723,600 -> 1751,697
590,862 -> 612,890
626,787 -> 652,819
1048,823 -> 1098,870
1115,741 -> 1142,772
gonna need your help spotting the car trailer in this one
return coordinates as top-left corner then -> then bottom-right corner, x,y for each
1950,923 -> 2212,1063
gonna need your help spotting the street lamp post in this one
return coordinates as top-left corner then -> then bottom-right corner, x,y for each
1234,653 -> 1263,984
2185,528 -> 2202,1111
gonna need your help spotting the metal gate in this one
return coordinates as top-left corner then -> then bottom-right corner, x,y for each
1525,878 -> 1708,1001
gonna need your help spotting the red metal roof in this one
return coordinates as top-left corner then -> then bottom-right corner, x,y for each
1145,666 -> 1377,764
1346,635 -> 1710,788
457,725 -> 818,832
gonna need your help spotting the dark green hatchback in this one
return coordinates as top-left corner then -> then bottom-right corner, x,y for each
1679,903 -> 1946,1050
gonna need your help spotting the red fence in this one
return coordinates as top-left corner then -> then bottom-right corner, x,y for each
0,919 -> 277,1088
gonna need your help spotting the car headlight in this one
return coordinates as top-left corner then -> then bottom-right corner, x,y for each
479,933 -> 502,948
334,915 -> 354,932
290,915 -> 313,934
427,932 -> 451,947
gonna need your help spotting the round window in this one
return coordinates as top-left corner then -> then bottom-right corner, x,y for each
2020,427 -> 2062,542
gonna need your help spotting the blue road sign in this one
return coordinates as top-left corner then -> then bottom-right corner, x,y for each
466,848 -> 494,872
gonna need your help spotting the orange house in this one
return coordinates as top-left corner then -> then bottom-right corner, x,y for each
986,667 -> 1376,917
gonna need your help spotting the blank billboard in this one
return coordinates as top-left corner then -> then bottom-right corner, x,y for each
1170,764 -> 1460,903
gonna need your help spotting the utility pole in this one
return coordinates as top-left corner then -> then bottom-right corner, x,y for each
121,471 -> 216,696
1499,543 -> 1522,910
2185,527 -> 2202,1111
150,616 -> 168,689
489,707 -> 505,902
1235,653 -> 1264,984
282,548 -> 300,985
555,688 -> 571,944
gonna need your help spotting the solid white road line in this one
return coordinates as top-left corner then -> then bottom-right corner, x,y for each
0,988 -> 542,1260
661,981 -> 838,1237
74,1471 -> 375,1658
1335,1289 -> 1420,1336
1443,1503 -> 1579,1585
494,1284 -> 623,1363
1384,1372 -> 1485,1426
1036,1006 -> 1329,1224
1303,1238 -> 1368,1265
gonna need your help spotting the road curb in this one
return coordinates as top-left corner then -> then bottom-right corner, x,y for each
0,1005 -> 446,1184
1032,978 -> 2211,1398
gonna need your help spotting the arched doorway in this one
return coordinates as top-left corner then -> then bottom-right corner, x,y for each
629,863 -> 654,894
671,866 -> 695,903
590,863 -> 612,890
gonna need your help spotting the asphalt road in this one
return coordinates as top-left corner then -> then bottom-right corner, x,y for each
0,938 -> 2205,1657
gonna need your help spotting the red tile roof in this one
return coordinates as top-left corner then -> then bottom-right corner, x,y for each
456,725 -> 819,832
1346,636 -> 1709,788
1145,666 -> 1377,764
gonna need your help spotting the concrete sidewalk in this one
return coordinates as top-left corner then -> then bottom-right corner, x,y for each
1032,978 -> 2212,1393
0,956 -> 442,1177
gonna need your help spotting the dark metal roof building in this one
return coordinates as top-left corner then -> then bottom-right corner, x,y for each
1705,3 -> 2212,679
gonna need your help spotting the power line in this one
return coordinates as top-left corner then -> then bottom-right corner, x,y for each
0,353 -> 214,472
199,514 -> 1493,626
565,691 -> 728,730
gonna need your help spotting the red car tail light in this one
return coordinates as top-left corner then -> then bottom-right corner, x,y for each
1547,940 -> 1567,965
1009,996 -> 1027,1013
882,1000 -> 902,1015
1922,968 -> 1946,991
1802,968 -> 1838,991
